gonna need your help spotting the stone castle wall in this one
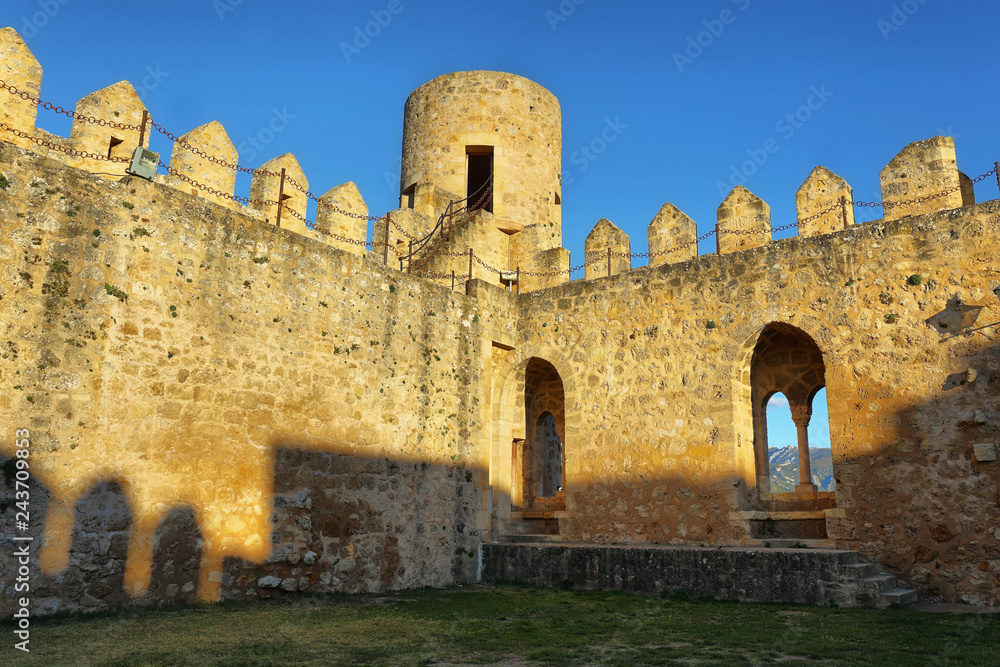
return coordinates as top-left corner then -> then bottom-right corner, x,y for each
506,202 -> 1000,605
0,144 -> 493,614
1,26 -> 999,613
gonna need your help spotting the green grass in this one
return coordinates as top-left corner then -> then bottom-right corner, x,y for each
4,585 -> 998,666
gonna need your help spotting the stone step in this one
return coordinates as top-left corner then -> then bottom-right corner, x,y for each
838,562 -> 881,580
880,587 -> 919,607
858,573 -> 898,596
746,538 -> 838,549
497,533 -> 564,544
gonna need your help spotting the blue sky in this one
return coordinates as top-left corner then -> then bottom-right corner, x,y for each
4,0 -> 996,448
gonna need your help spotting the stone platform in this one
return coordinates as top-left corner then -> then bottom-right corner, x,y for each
480,542 -> 917,609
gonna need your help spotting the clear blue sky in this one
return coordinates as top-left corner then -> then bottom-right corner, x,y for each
3,0 -> 996,448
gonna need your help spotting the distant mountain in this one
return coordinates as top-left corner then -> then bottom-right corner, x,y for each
768,447 -> 834,492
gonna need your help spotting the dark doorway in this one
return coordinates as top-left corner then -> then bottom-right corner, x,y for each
466,146 -> 493,213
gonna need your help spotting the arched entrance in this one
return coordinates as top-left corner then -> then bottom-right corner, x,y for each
488,353 -> 569,542
518,358 -> 566,513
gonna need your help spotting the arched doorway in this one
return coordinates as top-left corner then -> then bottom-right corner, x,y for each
519,358 -> 566,512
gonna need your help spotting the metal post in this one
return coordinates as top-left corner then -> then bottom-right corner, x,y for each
275,167 -> 286,228
607,247 -> 612,277
451,270 -> 455,291
995,162 -> 999,196
138,109 -> 148,148
840,195 -> 849,228
516,267 -> 520,295
408,240 -> 413,273
466,248 -> 473,296
382,214 -> 391,266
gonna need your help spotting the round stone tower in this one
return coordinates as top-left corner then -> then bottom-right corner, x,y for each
400,71 -> 563,260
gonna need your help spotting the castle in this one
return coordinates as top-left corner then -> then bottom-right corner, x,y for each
1,25 -> 999,614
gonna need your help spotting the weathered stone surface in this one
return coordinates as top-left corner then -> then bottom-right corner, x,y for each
0,28 -> 42,151
717,186 -> 770,253
959,171 -> 975,207
249,153 -> 309,236
0,143 -> 485,616
584,218 -> 630,280
167,121 -> 239,210
68,81 -> 148,177
796,166 -> 854,237
482,543 -> 903,608
880,136 -> 963,221
316,182 -> 368,255
648,203 -> 697,267
973,443 -> 996,463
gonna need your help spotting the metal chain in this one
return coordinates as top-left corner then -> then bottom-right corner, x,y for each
0,121 -> 130,162
0,79 -> 145,130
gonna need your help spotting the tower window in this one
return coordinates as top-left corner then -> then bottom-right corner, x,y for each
401,184 -> 415,210
466,146 -> 494,214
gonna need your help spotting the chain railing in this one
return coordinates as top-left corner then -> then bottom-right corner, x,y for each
2,80 -> 998,289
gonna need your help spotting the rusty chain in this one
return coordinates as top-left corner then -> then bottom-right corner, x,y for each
0,121 -> 130,163
0,79 -> 145,131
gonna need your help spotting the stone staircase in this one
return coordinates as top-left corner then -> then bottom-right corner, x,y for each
833,553 -> 919,609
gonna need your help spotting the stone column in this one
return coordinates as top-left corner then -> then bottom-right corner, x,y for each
791,404 -> 817,494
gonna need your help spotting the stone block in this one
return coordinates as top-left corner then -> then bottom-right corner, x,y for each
519,246 -> 570,292
958,171 -> 975,207
584,218 -> 630,280
716,186 -> 770,254
973,443 -> 996,463
68,81 -> 148,177
249,153 -> 309,236
796,166 -> 854,237
648,203 -> 697,267
0,28 -> 42,151
879,136 -> 963,221
167,121 -> 238,210
316,182 -> 369,254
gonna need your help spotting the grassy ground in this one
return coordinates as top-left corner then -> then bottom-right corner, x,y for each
3,585 -> 998,666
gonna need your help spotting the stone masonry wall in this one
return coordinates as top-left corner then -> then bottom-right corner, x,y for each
511,201 -> 1000,605
0,143 -> 489,615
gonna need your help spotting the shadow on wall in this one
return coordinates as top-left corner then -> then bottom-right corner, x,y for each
0,447 -> 482,616
833,333 -> 1000,606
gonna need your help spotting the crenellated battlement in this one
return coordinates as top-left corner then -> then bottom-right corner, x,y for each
0,25 -> 996,292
